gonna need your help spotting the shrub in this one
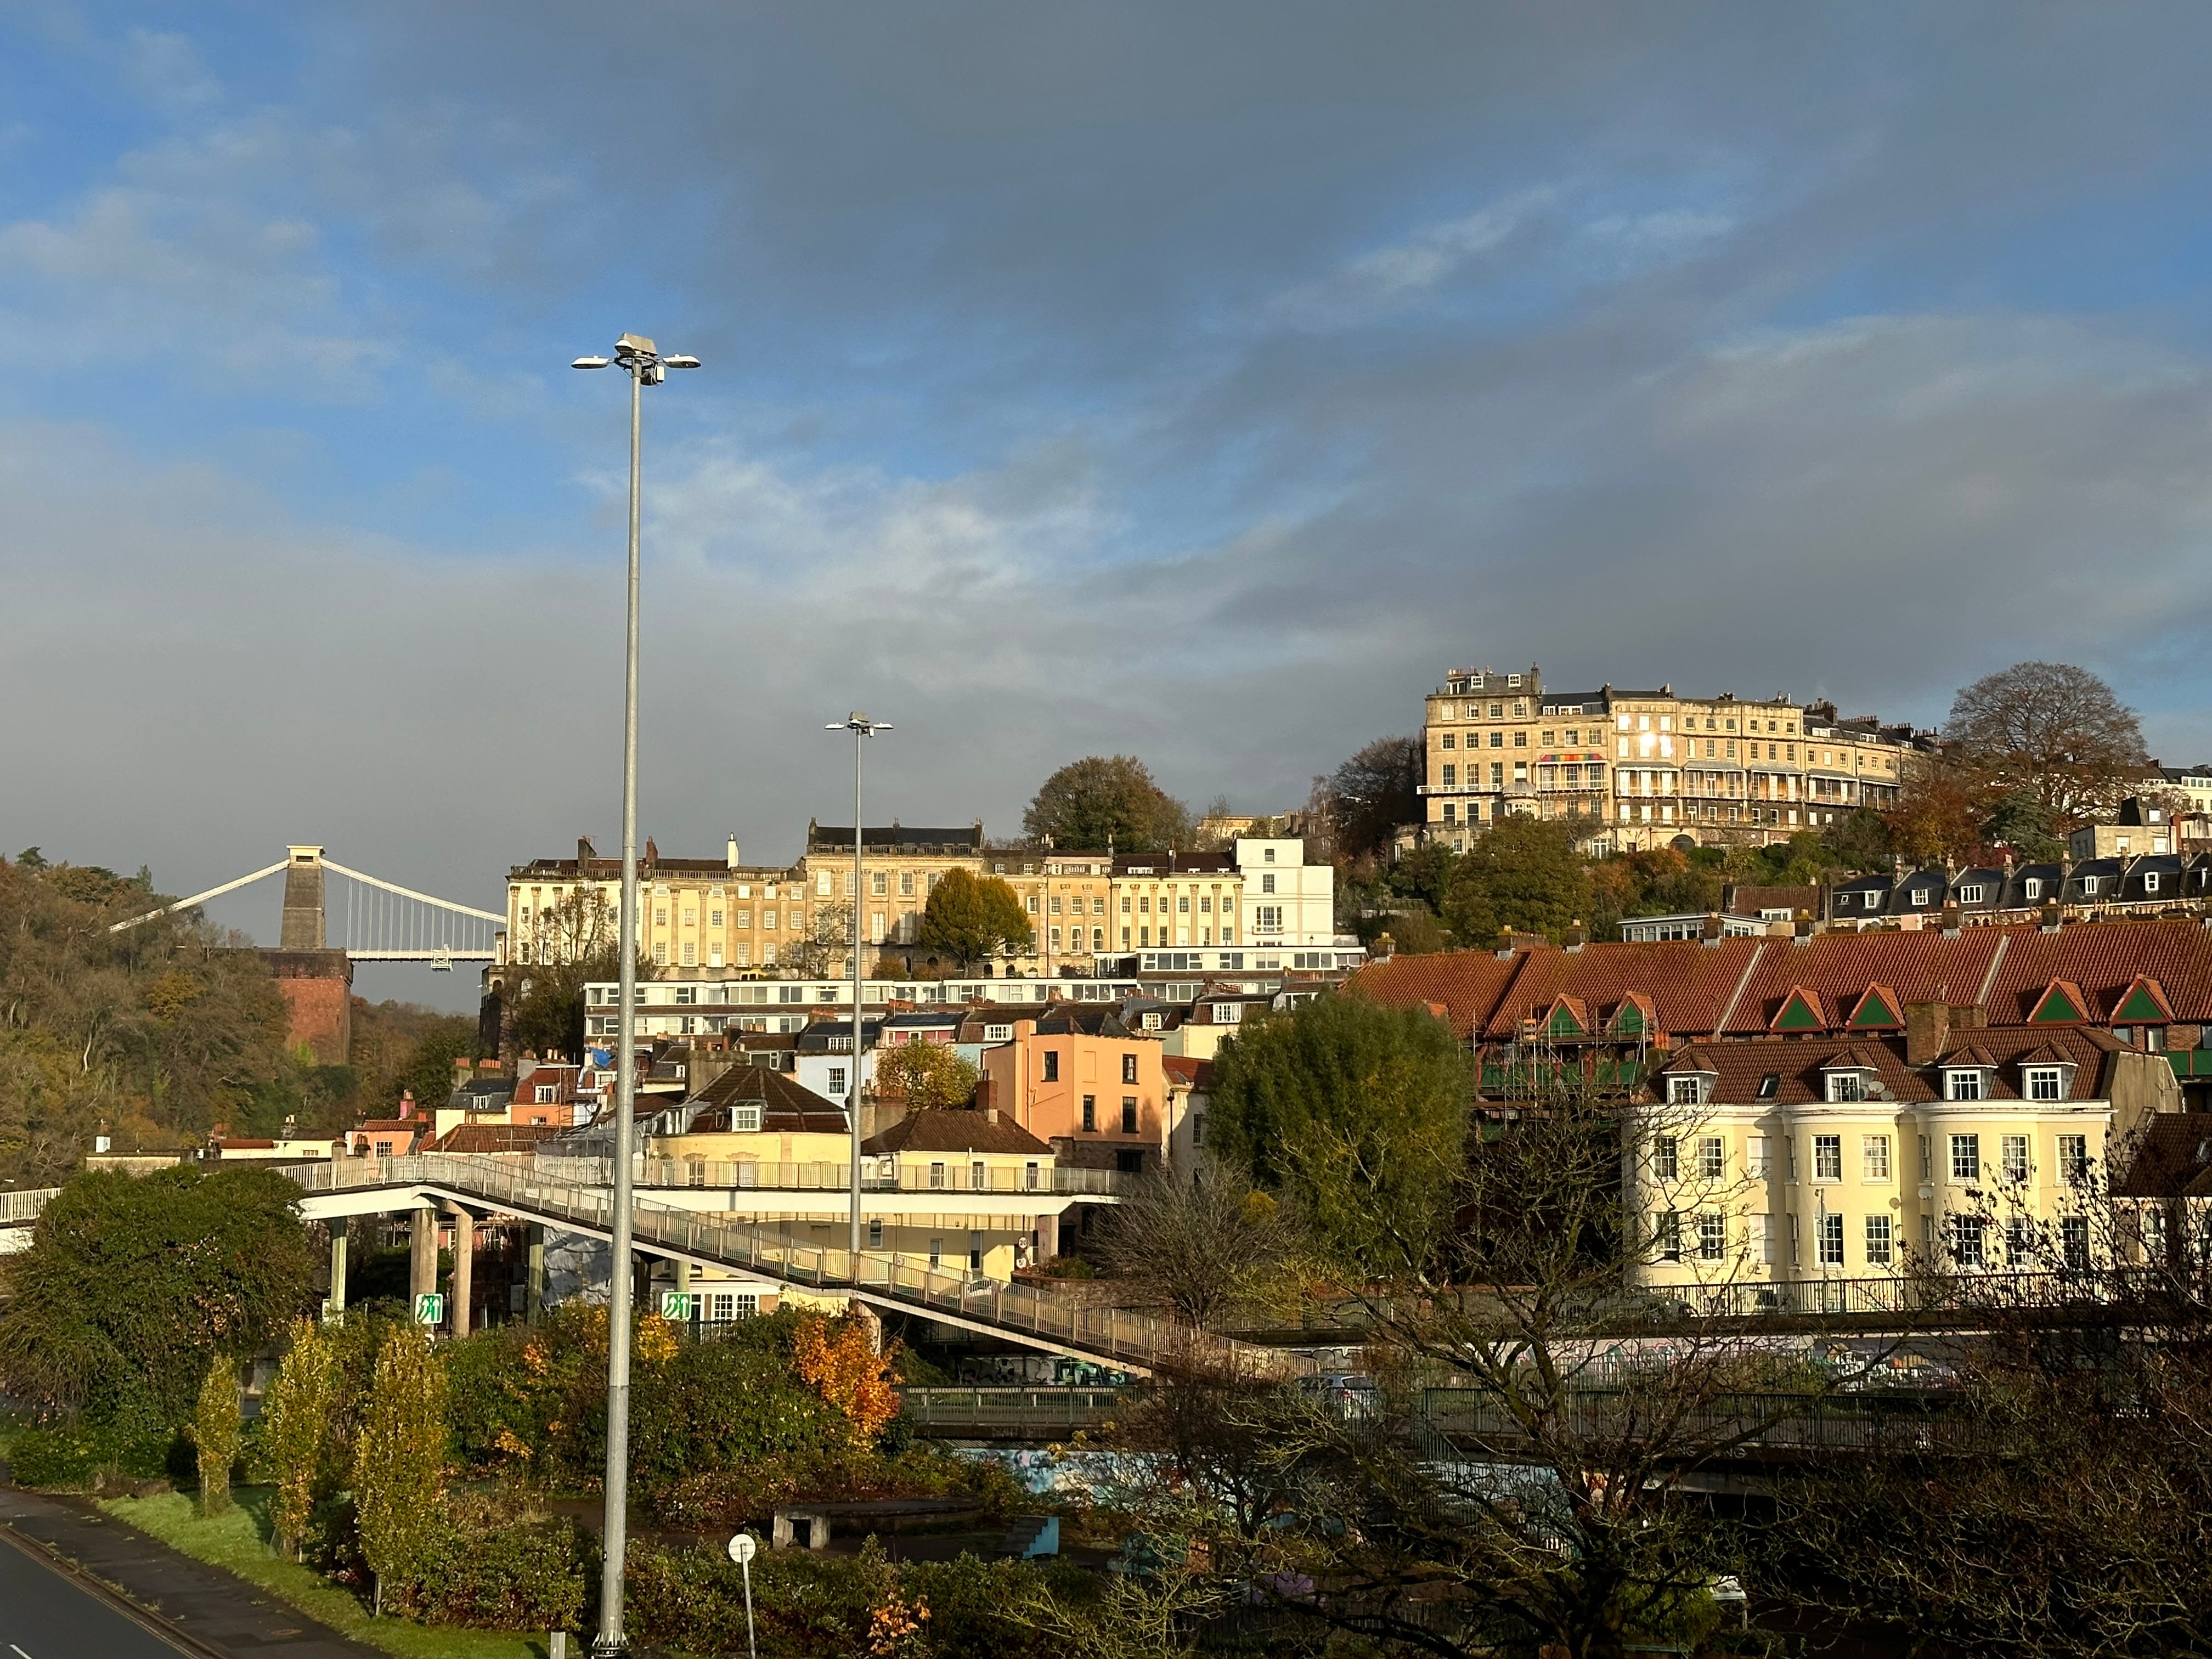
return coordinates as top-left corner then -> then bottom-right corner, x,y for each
421,1514 -> 594,1632
189,1355 -> 241,1514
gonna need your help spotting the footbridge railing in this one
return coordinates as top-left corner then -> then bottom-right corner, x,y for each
283,1155 -> 1261,1378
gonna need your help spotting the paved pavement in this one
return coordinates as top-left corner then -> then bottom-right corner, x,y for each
0,1487 -> 381,1659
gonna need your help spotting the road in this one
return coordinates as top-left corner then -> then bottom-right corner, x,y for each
0,1530 -> 188,1659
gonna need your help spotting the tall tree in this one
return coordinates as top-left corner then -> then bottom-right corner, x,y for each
1439,815 -> 1594,946
913,870 -> 1033,971
872,1042 -> 980,1110
1023,755 -> 1191,853
1209,996 -> 1469,1282
190,1355 -> 242,1515
353,1324 -> 450,1617
1883,766 -> 1996,867
1945,661 -> 2149,823
1319,735 -> 1423,863
262,1317 -> 339,1559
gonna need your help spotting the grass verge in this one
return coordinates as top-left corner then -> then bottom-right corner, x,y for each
99,1488 -> 550,1659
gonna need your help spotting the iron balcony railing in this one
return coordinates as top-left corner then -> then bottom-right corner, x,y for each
280,1154 -> 1260,1376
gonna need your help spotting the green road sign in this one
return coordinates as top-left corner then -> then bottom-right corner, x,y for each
660,1290 -> 694,1321
414,1291 -> 445,1325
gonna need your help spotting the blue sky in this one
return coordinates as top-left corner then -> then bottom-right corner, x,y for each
7,2 -> 2212,1005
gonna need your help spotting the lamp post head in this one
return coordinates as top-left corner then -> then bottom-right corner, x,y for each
572,355 -> 612,369
615,332 -> 657,358
828,713 -> 891,736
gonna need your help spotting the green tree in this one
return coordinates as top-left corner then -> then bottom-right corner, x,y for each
262,1317 -> 339,1558
1983,789 -> 2066,863
0,1165 -> 316,1423
353,1324 -> 450,1616
914,870 -> 1034,971
1022,755 -> 1191,853
1439,816 -> 1593,946
1821,805 -> 1895,872
189,1354 -> 241,1515
1208,995 -> 1469,1281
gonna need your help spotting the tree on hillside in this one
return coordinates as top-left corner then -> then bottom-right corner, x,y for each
1983,790 -> 2066,863
1588,848 -> 1723,938
913,870 -> 1033,971
1440,815 -> 1593,946
1023,755 -> 1192,853
873,1042 -> 980,1110
1209,996 -> 1469,1282
1883,766 -> 1996,867
505,903 -> 656,1063
0,1165 -> 315,1424
1821,805 -> 1895,872
1946,661 -> 2149,823
1318,735 -> 1423,864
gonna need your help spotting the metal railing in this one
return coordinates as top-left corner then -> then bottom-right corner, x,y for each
281,1154 -> 1259,1375
898,1386 -> 1122,1435
1420,1386 -> 1980,1458
513,1153 -> 1129,1199
0,1188 -> 58,1224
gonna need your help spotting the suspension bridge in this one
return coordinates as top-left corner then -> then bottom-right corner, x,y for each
109,845 -> 502,971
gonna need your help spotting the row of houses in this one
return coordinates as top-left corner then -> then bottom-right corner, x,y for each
1352,916 -> 2212,1297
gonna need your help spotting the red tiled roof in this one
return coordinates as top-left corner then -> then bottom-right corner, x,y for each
1344,951 -> 1527,1040
427,1124 -> 560,1154
1656,1028 -> 2121,1104
1726,930 -> 2007,1034
1484,939 -> 1766,1040
2113,1114 -> 2212,1199
1162,1056 -> 1215,1087
1985,921 -> 2212,1023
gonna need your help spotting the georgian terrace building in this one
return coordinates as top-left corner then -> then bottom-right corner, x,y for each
1419,665 -> 1936,853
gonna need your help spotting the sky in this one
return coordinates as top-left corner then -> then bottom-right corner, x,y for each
7,2 -> 2212,1009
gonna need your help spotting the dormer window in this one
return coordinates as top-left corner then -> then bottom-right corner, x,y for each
1667,1074 -> 1708,1105
731,1103 -> 763,1133
2081,876 -> 2100,895
984,1024 -> 1012,1042
1829,1071 -> 1864,1103
2145,872 -> 2162,893
1959,884 -> 1986,904
2025,1066 -> 2066,1102
1910,888 -> 1931,906
1945,1069 -> 1985,1102
2023,878 -> 2042,900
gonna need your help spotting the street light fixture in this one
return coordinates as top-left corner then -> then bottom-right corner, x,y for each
572,330 -> 697,1659
827,712 -> 890,1260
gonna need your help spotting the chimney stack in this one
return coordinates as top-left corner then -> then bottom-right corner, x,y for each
1564,919 -> 1588,953
1701,912 -> 1724,948
1793,913 -> 1815,946
1904,1002 -> 1951,1067
398,1089 -> 415,1121
1373,932 -> 1396,960
727,833 -> 741,870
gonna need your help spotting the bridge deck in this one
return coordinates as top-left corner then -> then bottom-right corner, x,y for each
283,1156 -> 1265,1378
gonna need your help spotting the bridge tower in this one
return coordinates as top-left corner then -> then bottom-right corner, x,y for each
280,845 -> 326,949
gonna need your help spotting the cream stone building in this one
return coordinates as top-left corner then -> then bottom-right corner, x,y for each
1419,665 -> 1935,853
1628,1026 -> 2157,1301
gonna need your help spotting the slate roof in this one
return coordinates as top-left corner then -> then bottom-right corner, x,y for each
1654,1028 -> 2121,1105
684,1064 -> 850,1133
862,1109 -> 1051,1156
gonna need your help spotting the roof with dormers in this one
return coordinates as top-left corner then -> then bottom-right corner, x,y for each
1652,1028 -> 2124,1105
1350,919 -> 2212,1046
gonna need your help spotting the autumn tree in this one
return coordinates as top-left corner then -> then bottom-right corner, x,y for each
1883,765 -> 1996,867
189,1355 -> 242,1515
792,1310 -> 901,1444
1318,735 -> 1423,864
913,870 -> 1033,971
1023,755 -> 1192,853
262,1317 -> 339,1558
353,1324 -> 450,1616
1946,660 -> 2149,824
1091,1172 -> 1301,1331
505,895 -> 656,1062
1439,815 -> 1594,946
873,1042 -> 980,1110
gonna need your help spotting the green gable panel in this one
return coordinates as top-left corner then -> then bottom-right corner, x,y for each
1850,991 -> 1899,1029
1775,992 -> 1824,1031
2033,986 -> 2084,1023
1548,1005 -> 1585,1037
1615,1005 -> 1646,1035
2117,985 -> 2168,1023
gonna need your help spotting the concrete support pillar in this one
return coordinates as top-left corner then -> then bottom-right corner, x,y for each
409,1205 -> 437,1306
673,1259 -> 691,1293
328,1226 -> 348,1319
1036,1211 -> 1058,1265
526,1224 -> 545,1325
448,1206 -> 475,1336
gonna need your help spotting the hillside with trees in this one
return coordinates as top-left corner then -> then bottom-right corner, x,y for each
0,850 -> 481,1187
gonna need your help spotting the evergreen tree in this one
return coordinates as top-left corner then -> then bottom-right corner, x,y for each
913,870 -> 1034,971
263,1317 -> 339,1558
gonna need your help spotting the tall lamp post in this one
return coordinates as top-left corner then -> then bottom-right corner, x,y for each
571,332 -> 698,1658
828,713 -> 890,1259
